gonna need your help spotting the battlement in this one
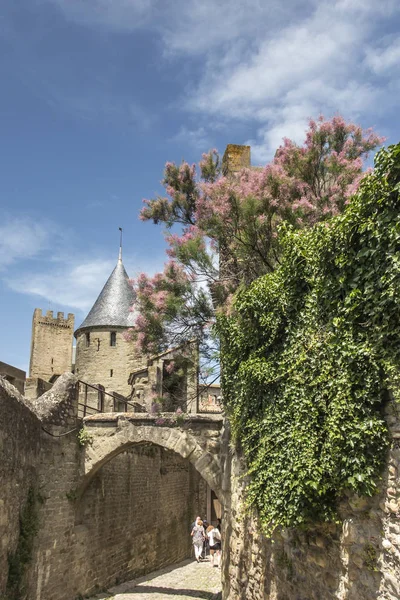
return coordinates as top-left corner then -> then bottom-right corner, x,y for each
222,144 -> 251,176
33,308 -> 74,327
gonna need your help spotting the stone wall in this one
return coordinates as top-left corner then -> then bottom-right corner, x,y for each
221,400 -> 400,600
0,373 -> 213,600
0,377 -> 41,594
222,144 -> 251,175
24,376 -> 52,400
75,327 -> 135,399
0,361 -> 26,394
128,341 -> 200,413
69,445 -> 206,596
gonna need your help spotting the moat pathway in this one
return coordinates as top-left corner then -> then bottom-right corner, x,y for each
88,558 -> 222,600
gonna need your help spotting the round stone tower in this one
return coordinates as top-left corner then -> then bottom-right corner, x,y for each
74,247 -> 136,404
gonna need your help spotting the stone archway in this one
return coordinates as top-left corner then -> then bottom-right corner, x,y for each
70,414 -> 225,596
79,414 -> 225,505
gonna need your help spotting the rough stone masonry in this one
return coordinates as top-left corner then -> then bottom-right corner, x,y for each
0,373 -> 223,600
220,396 -> 400,600
2,368 -> 400,599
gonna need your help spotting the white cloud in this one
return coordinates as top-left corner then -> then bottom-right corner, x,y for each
8,258 -> 116,312
46,0 -> 153,31
0,217 -> 52,269
184,0 -> 400,159
22,0 -> 400,159
6,253 -> 166,314
171,126 -> 212,151
45,0 -> 314,53
159,0 -> 314,56
365,38 -> 400,74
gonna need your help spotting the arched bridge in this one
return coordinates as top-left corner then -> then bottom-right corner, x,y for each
81,412 -> 226,504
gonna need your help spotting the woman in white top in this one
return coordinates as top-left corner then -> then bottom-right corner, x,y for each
207,525 -> 221,567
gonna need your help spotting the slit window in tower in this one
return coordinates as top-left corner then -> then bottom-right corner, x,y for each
110,369 -> 113,377
85,332 -> 90,347
110,331 -> 116,347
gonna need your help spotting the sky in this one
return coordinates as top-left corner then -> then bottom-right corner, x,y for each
0,0 -> 399,372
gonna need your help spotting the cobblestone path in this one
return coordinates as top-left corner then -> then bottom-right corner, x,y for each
89,557 -> 222,600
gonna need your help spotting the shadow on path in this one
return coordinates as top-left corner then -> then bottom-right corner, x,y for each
96,558 -> 222,600
119,585 -> 220,597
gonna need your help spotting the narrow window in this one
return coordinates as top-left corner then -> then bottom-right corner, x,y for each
97,384 -> 105,412
110,331 -> 116,346
110,369 -> 113,377
85,332 -> 90,347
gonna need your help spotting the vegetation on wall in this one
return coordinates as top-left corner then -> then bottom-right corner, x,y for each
6,487 -> 40,600
218,144 -> 400,531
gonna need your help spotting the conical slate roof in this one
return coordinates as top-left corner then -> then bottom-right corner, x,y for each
75,257 -> 136,336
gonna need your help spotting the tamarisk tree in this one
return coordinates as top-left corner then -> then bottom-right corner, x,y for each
130,116 -> 383,367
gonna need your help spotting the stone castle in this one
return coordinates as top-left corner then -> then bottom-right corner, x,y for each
1,143 -> 252,412
2,143 -> 400,600
20,247 -> 220,415
25,247 -> 139,407
19,145 -> 255,414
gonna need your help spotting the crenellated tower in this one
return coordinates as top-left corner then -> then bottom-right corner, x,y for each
222,143 -> 251,176
29,309 -> 74,381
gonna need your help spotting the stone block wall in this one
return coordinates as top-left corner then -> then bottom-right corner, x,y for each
0,378 -> 41,594
129,341 -> 199,413
221,399 -> 400,600
0,373 -> 211,600
0,361 -> 26,394
75,328 -> 134,398
222,144 -> 251,176
24,376 -> 52,400
69,445 -> 206,596
29,309 -> 74,380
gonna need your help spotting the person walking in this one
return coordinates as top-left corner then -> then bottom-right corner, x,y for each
190,516 -> 201,532
191,519 -> 206,563
202,517 -> 209,559
207,525 -> 222,567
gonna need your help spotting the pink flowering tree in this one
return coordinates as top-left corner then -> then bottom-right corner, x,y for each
131,116 -> 384,362
128,261 -> 213,356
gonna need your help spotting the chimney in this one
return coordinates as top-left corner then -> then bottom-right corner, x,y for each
222,144 -> 251,176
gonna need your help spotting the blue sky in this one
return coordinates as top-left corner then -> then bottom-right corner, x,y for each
1,0 -> 399,372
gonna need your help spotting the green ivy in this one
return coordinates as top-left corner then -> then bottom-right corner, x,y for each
6,487 -> 40,599
218,144 -> 400,532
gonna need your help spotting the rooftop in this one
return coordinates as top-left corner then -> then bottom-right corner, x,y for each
74,256 -> 136,336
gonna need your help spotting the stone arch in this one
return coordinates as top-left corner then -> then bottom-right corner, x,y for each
79,421 -> 224,505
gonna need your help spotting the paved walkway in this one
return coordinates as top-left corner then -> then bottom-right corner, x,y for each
89,558 -> 222,600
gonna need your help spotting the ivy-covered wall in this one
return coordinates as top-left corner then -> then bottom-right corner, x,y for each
219,144 -> 400,598
221,399 -> 400,600
219,144 -> 400,531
